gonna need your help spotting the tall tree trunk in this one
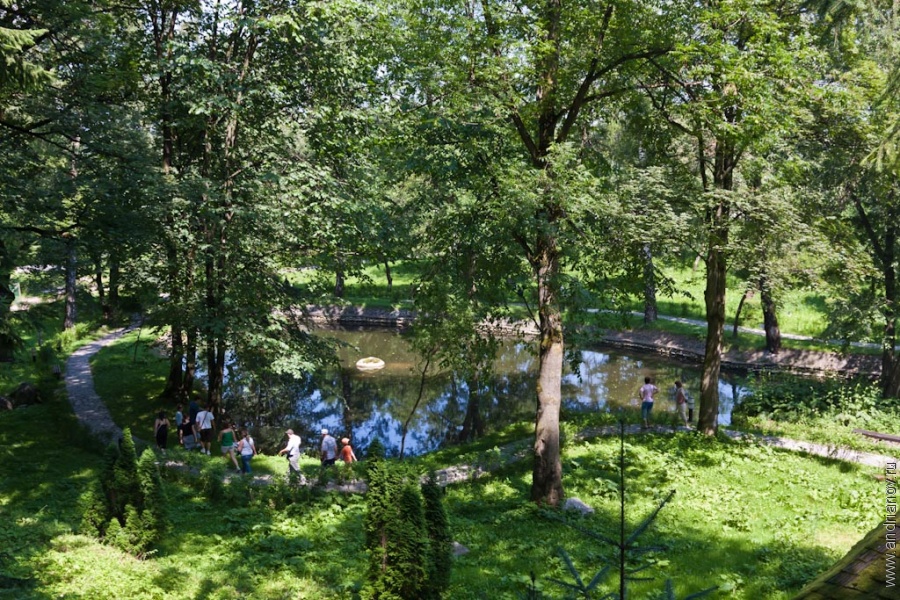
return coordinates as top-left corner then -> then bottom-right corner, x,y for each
335,266 -> 345,298
206,337 -> 225,410
642,243 -> 657,324
93,254 -> 109,321
699,240 -> 726,436
183,326 -> 197,397
63,238 -> 77,330
759,275 -> 781,354
162,243 -> 184,399
383,258 -> 393,293
530,235 -> 565,506
732,289 -> 749,338
108,255 -> 119,316
882,225 -> 900,397
698,140 -> 734,436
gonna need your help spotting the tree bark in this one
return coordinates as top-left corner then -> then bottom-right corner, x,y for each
183,326 -> 197,398
108,256 -> 119,311
63,238 -> 77,330
335,267 -> 345,298
699,238 -> 726,436
732,289 -> 749,338
760,276 -> 781,354
383,259 -> 393,293
530,236 -> 565,506
698,138 -> 734,436
93,254 -> 109,320
642,243 -> 657,324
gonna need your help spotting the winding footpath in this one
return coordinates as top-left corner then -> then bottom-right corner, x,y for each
64,325 -> 135,445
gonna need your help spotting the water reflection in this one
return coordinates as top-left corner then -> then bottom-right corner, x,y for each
252,328 -> 747,456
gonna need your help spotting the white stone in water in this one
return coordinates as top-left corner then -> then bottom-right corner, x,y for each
452,541 -> 469,556
563,497 -> 594,515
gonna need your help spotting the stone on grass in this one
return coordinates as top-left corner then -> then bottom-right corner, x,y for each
563,497 -> 594,515
10,383 -> 40,407
452,541 -> 469,556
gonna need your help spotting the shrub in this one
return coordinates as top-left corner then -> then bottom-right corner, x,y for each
81,429 -> 168,557
421,474 -> 452,600
362,461 -> 430,600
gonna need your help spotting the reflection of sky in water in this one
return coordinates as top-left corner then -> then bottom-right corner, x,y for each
212,328 -> 750,455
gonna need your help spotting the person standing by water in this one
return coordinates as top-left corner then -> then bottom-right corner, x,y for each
674,380 -> 690,428
340,437 -> 357,465
154,411 -> 169,452
320,429 -> 337,466
218,420 -> 240,471
237,429 -> 257,474
638,376 -> 659,429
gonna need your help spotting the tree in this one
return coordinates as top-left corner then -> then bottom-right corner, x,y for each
644,0 -> 821,434
392,0 -> 674,506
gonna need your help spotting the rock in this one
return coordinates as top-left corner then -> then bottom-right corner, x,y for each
9,383 -> 41,407
563,497 -> 594,515
452,541 -> 469,556
0,397 -> 12,411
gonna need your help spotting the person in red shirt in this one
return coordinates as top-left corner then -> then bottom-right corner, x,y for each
340,437 -> 357,464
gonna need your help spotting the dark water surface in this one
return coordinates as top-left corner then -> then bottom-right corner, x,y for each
274,327 -> 748,456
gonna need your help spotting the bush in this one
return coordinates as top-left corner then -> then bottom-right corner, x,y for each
735,374 -> 900,432
421,474 -> 452,600
362,461 -> 429,600
81,429 -> 168,557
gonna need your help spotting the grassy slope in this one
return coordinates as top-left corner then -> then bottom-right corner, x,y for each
0,333 -> 884,599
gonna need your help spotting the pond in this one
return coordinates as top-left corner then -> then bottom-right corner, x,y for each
246,327 -> 748,456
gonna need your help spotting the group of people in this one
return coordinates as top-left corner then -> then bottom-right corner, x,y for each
638,376 -> 695,429
154,404 -> 357,482
278,428 -> 357,481
152,401 -> 258,474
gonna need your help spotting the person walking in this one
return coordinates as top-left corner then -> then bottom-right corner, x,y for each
320,429 -> 337,466
278,429 -> 304,483
174,403 -> 184,445
180,416 -> 197,450
218,420 -> 240,471
154,411 -> 169,452
638,376 -> 659,429
340,437 -> 357,465
195,404 -> 215,455
674,380 -> 690,428
237,429 -> 257,474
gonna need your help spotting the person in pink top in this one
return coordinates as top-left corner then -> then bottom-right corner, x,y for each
638,376 -> 659,429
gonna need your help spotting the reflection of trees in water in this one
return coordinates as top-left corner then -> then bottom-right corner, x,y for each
221,334 -> 752,455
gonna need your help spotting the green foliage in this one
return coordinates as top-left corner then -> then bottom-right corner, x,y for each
198,459 -> 226,502
540,421 -> 717,600
421,474 -> 452,599
366,437 -> 385,462
735,374 -> 900,432
363,460 -> 430,600
82,430 -> 167,557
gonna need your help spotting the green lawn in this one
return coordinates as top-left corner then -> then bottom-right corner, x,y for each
0,332 -> 883,599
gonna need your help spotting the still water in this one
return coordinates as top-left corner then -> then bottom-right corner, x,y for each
267,327 -> 747,456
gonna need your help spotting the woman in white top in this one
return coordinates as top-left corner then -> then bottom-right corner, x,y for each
638,376 -> 658,429
237,429 -> 257,474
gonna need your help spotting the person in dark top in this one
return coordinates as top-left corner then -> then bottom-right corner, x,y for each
154,411 -> 169,451
180,418 -> 197,450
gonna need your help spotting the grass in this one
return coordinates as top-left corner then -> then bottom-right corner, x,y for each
0,265 -> 886,598
288,259 -> 860,357
0,327 -> 885,599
